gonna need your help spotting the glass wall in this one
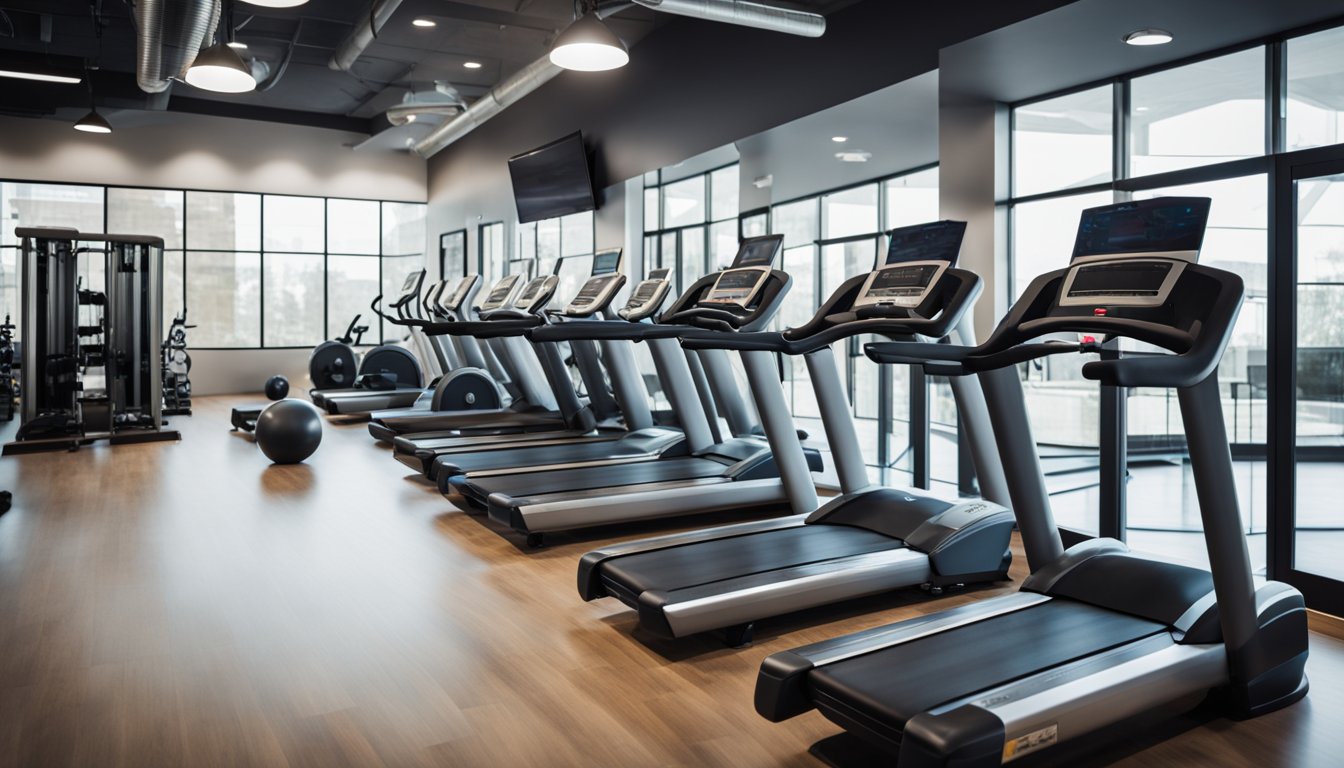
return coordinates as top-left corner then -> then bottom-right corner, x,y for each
643,164 -> 740,294
0,180 -> 425,348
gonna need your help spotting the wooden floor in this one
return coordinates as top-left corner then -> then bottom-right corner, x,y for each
1,395 -> 1342,768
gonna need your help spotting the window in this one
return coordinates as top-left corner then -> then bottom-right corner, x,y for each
187,192 -> 261,251
1129,47 -> 1265,176
478,221 -> 505,288
885,167 -> 940,228
188,251 -> 261,347
710,165 -> 739,222
1286,25 -> 1344,151
662,177 -> 706,228
263,195 -> 324,252
822,184 -> 878,239
644,164 -> 740,288
327,255 -> 380,341
1013,86 -> 1113,197
107,188 -> 184,249
1011,191 -> 1113,298
328,199 -> 380,255
0,182 -> 105,247
560,212 -> 594,257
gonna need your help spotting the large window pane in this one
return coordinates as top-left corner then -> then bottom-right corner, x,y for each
516,222 -> 536,265
263,254 -> 325,347
327,255 -> 380,340
479,222 -> 505,288
561,211 -> 593,257
772,198 -> 818,250
535,219 -> 560,273
710,165 -> 739,222
1287,26 -> 1344,151
382,202 -> 426,257
186,191 -> 260,251
741,213 -> 768,239
188,252 -> 260,347
163,250 -> 185,334
822,184 -> 878,239
1011,192 -> 1113,298
709,220 -> 738,270
327,199 -> 380,255
644,187 -> 660,232
107,188 -> 184,249
1129,47 -> 1266,176
264,195 -> 324,252
0,182 -> 105,247
663,177 -> 706,228
1013,86 -> 1113,196
680,227 -> 706,295
885,167 -> 940,229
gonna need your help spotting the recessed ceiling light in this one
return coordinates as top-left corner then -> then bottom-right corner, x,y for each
831,136 -> 848,143
227,41 -> 248,50
412,18 -> 436,28
463,61 -> 483,70
0,67 -> 82,84
1123,28 -> 1173,46
835,150 -> 871,163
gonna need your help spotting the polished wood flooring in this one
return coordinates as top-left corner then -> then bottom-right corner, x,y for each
1,396 -> 1342,767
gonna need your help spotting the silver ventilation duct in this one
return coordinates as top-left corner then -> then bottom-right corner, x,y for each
330,0 -> 405,72
629,0 -> 825,37
385,103 -> 462,126
412,57 -> 563,157
134,0 -> 222,94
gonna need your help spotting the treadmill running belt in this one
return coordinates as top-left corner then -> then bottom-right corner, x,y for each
376,409 -> 562,434
808,600 -> 1164,740
462,456 -> 725,499
435,439 -> 648,477
602,526 -> 905,596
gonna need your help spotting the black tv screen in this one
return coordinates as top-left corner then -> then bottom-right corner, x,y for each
508,132 -> 597,224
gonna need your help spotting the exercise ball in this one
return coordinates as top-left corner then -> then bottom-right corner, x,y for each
254,400 -> 322,464
264,374 -> 290,401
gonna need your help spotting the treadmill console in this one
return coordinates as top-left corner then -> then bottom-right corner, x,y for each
1058,197 -> 1210,308
702,235 -> 784,309
478,274 -> 523,311
620,268 -> 672,321
854,221 -> 965,309
513,275 -> 559,314
564,248 -> 625,317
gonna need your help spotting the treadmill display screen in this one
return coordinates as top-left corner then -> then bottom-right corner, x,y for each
733,235 -> 784,268
630,283 -> 660,303
884,221 -> 966,266
445,276 -> 475,309
865,264 -> 942,300
482,275 -> 520,307
592,249 -> 621,275
704,267 -> 769,306
399,271 -> 423,295
516,277 -> 548,306
571,275 -> 613,306
648,268 -> 671,280
1065,260 -> 1174,299
1072,197 -> 1210,260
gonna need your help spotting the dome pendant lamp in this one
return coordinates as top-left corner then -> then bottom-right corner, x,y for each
186,41 -> 256,93
549,12 -> 629,72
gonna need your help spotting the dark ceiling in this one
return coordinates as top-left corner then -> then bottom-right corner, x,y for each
0,0 -> 844,135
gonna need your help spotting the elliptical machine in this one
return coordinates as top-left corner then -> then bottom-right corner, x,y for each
161,308 -> 193,417
308,314 -> 368,390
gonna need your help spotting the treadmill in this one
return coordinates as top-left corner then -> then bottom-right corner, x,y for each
449,235 -> 825,547
578,221 -> 1017,646
395,262 -> 683,480
754,198 -> 1309,766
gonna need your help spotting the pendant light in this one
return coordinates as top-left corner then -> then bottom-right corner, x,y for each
549,11 -> 628,72
74,107 -> 112,133
186,1 -> 256,93
74,24 -> 110,133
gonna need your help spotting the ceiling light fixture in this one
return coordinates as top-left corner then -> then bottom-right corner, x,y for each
831,136 -> 848,143
549,12 -> 629,72
0,68 -> 82,84
238,0 -> 310,7
1135,106 -> 1150,112
185,42 -> 257,93
412,18 -> 436,28
835,150 -> 871,163
227,41 -> 248,50
74,108 -> 112,134
463,61 -> 483,70
1123,28 -> 1173,46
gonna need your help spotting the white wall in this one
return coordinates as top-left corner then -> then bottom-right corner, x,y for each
0,112 -> 429,396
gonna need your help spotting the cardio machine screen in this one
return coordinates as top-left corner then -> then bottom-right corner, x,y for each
648,268 -> 671,280
883,221 -> 966,267
591,249 -> 621,276
732,235 -> 784,268
703,267 -> 769,307
516,278 -> 548,305
866,264 -> 942,299
572,275 -> 614,305
482,275 -> 520,307
400,271 -> 423,295
446,276 -> 475,309
1072,197 -> 1210,259
1065,260 -> 1174,299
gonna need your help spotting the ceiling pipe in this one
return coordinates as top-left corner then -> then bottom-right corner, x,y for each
386,103 -> 462,126
412,56 -> 562,157
134,0 -> 222,93
628,0 -> 825,37
330,0 -> 404,72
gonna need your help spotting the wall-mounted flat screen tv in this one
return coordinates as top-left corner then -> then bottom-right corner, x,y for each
508,131 -> 597,224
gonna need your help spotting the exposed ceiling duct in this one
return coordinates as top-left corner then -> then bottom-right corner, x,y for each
329,0 -> 404,72
134,0 -> 222,94
412,57 -> 563,157
628,0 -> 826,37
